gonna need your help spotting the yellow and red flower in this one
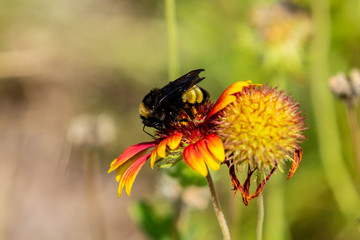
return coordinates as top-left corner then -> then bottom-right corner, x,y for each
208,82 -> 306,205
109,80 -> 305,204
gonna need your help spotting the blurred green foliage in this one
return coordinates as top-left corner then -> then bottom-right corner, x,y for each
131,201 -> 174,240
165,161 -> 208,187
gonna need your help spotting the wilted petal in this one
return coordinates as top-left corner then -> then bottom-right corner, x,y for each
118,153 -> 151,196
287,148 -> 303,179
183,144 -> 208,176
108,142 -> 155,173
205,134 -> 225,162
196,140 -> 220,171
167,132 -> 183,150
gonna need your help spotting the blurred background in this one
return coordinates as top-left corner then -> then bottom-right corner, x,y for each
0,0 -> 359,239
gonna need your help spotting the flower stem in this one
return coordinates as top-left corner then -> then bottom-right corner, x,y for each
256,193 -> 264,240
264,174 -> 286,240
255,172 -> 264,240
346,103 -> 360,186
206,171 -> 231,240
165,0 -> 179,81
171,193 -> 182,240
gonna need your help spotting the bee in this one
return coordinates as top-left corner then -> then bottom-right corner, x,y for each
139,69 -> 209,131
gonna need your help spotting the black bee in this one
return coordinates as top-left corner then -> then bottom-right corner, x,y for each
139,69 -> 209,130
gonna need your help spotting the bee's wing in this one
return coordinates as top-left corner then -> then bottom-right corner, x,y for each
158,69 -> 205,104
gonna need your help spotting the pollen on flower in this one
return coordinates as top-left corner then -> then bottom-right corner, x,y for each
210,84 -> 305,205
217,85 -> 305,173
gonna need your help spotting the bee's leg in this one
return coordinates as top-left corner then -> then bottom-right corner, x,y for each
143,125 -> 155,138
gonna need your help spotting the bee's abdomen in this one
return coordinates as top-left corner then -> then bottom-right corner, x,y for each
182,85 -> 205,104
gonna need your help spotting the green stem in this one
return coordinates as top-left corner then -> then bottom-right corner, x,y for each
228,191 -> 242,240
309,0 -> 360,219
171,193 -> 182,240
346,103 -> 360,186
206,171 -> 231,240
264,174 -> 286,240
256,193 -> 264,240
165,0 -> 179,81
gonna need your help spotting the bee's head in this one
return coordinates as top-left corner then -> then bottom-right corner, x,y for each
139,101 -> 150,118
139,89 -> 166,129
141,116 -> 164,130
139,89 -> 159,118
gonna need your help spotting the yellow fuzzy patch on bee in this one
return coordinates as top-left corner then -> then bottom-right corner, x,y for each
182,86 -> 204,104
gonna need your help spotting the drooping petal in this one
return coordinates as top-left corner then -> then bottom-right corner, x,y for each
150,137 -> 173,169
157,138 -> 168,158
205,134 -> 225,162
108,142 -> 156,173
167,132 -> 183,150
110,158 -> 117,169
115,158 -> 135,182
118,153 -> 151,196
196,139 -> 220,171
287,148 -> 303,179
150,146 -> 158,169
183,144 -> 208,176
207,81 -> 260,118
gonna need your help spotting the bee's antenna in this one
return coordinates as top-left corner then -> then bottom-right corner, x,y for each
143,125 -> 155,138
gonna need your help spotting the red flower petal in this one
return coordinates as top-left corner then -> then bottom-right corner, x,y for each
207,95 -> 236,118
205,134 -> 225,162
196,139 -> 220,171
109,142 -> 156,173
226,81 -> 256,94
183,144 -> 208,176
167,132 -> 183,150
118,153 -> 151,196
